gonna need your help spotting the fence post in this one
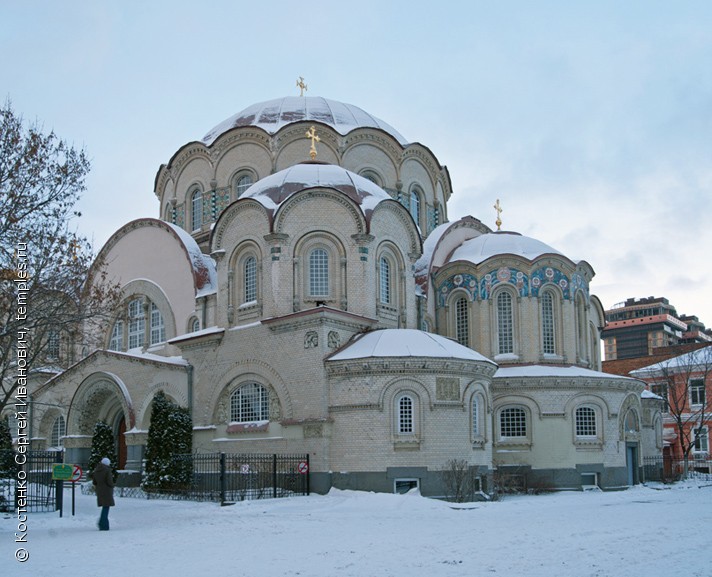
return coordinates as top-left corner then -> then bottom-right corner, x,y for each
306,454 -> 310,496
220,453 -> 226,505
272,454 -> 278,499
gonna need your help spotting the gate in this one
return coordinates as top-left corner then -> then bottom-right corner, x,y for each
0,450 -> 62,513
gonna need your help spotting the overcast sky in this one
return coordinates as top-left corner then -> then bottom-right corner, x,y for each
2,1 -> 711,327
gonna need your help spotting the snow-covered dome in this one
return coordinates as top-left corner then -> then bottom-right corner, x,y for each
448,231 -> 563,265
202,96 -> 408,146
241,162 -> 393,217
328,329 -> 497,365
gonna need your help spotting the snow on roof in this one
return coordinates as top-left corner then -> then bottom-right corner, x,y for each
642,389 -> 664,400
329,329 -> 497,365
165,222 -> 218,296
449,231 -> 563,265
631,346 -> 712,376
494,364 -> 639,380
106,349 -> 189,367
414,221 -> 452,278
202,96 -> 408,146
242,162 -> 392,217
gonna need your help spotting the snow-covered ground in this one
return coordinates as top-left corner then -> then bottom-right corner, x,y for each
3,481 -> 711,577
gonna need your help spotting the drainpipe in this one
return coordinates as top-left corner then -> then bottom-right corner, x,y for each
187,364 -> 194,417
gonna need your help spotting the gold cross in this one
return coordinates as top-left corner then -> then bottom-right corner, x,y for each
296,76 -> 308,97
305,125 -> 320,160
494,199 -> 503,231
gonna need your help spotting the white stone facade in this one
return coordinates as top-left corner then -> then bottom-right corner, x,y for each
19,95 -> 663,495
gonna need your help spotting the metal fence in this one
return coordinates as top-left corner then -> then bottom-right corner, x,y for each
643,455 -> 712,483
112,452 -> 310,505
0,450 -> 62,513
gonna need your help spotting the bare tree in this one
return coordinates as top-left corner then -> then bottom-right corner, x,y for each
0,100 -> 119,414
442,459 -> 480,502
634,345 -> 712,474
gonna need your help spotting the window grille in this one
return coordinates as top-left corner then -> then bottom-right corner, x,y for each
309,248 -> 329,297
575,406 -> 597,437
455,297 -> 469,346
128,298 -> 145,349
379,256 -> 391,304
500,407 -> 526,438
191,188 -> 203,231
150,302 -> 165,345
398,395 -> 414,434
244,256 -> 257,303
497,292 -> 514,354
51,416 -> 65,448
541,291 -> 555,354
230,383 -> 269,423
235,174 -> 253,197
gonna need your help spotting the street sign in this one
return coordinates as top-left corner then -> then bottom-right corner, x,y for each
298,461 -> 309,474
52,464 -> 73,481
52,463 -> 83,482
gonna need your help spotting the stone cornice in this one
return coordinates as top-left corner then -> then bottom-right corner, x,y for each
326,357 -> 497,378
263,306 -> 377,334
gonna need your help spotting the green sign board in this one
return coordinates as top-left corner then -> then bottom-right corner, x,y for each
52,463 -> 74,481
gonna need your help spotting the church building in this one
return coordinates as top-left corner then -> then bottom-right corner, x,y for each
20,91 -> 663,495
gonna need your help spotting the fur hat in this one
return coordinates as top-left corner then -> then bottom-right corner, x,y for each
101,457 -> 111,466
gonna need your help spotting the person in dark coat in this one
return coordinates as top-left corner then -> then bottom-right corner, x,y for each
92,457 -> 115,531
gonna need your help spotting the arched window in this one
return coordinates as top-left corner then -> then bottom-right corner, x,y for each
51,416 -> 65,448
109,320 -> 123,351
191,188 -> 203,231
575,292 -> 587,362
190,317 -> 200,333
409,188 -> 421,227
244,256 -> 257,303
541,291 -> 556,355
234,173 -> 253,198
360,169 -> 383,187
624,409 -> 638,433
150,302 -> 165,345
379,256 -> 391,304
496,291 -> 514,355
128,298 -> 145,349
230,383 -> 269,423
575,406 -> 597,437
397,395 -> 414,434
46,328 -> 60,360
472,396 -> 480,437
309,248 -> 329,297
455,296 -> 469,347
499,407 -> 526,438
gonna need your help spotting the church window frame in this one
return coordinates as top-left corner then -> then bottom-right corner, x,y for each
575,406 -> 598,438
454,295 -> 470,347
50,415 -> 65,449
495,403 -> 532,445
359,169 -> 384,188
127,297 -> 145,349
575,291 -> 588,364
308,247 -> 330,298
243,255 -> 257,304
379,255 -> 392,305
150,302 -> 166,345
190,317 -> 200,333
541,289 -> 557,356
233,170 -> 255,199
109,320 -> 124,351
230,382 -> 270,423
409,186 -> 422,229
46,328 -> 61,360
495,289 -> 515,356
397,394 -> 415,435
471,394 -> 487,443
190,187 -> 203,232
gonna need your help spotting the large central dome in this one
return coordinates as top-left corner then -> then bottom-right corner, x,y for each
202,96 -> 408,146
